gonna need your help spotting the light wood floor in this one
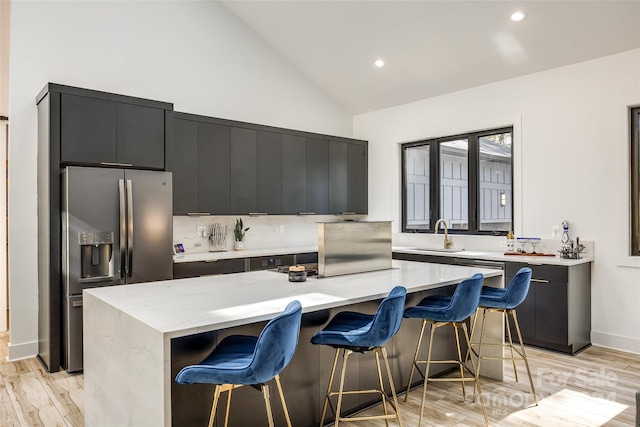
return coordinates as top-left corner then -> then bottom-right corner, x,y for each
0,331 -> 638,426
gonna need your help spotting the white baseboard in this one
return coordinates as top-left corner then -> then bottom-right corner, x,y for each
7,339 -> 38,362
591,331 -> 640,355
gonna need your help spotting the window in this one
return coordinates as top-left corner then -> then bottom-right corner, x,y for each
402,127 -> 513,234
631,107 -> 640,256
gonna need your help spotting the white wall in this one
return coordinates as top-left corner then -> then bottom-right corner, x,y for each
354,49 -> 640,354
7,1 -> 352,360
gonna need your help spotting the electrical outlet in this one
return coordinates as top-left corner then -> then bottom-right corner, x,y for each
552,225 -> 560,238
279,224 -> 284,233
197,225 -> 207,237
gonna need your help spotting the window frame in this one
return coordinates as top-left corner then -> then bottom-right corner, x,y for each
401,126 -> 514,235
631,107 -> 640,256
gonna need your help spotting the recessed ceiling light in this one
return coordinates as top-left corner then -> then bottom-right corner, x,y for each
510,11 -> 526,22
374,59 -> 385,68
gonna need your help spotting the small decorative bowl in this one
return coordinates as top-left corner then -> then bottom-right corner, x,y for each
288,265 -> 307,282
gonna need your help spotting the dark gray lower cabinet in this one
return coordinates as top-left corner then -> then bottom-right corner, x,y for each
506,261 -> 591,354
172,259 -> 246,278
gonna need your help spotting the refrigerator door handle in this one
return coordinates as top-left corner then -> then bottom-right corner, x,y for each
119,179 -> 127,279
126,179 -> 134,278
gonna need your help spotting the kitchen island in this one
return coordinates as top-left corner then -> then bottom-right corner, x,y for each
83,259 -> 503,427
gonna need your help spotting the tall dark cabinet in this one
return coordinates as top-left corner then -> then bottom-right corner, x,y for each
37,83 -> 173,372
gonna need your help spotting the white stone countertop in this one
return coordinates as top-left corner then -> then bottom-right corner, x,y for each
84,259 -> 502,340
172,246 -> 317,263
392,246 -> 593,266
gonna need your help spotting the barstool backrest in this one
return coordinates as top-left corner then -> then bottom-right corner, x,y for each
251,300 -> 303,384
368,286 -> 407,347
448,273 -> 484,322
503,267 -> 532,309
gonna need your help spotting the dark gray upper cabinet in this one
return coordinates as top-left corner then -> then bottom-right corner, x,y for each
60,92 -> 167,169
169,110 -> 367,216
257,131 -> 282,214
347,143 -> 368,214
172,118 -> 198,215
230,128 -> 258,214
306,138 -> 329,214
199,123 -> 231,215
61,94 -> 117,165
329,141 -> 348,213
116,103 -> 165,169
282,135 -> 307,214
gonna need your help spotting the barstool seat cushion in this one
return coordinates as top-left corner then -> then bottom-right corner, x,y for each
176,300 -> 302,386
478,268 -> 532,310
311,286 -> 407,350
404,274 -> 484,323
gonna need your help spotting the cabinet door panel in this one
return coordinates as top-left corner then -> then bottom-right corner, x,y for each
282,135 -> 307,214
329,141 -> 348,214
199,123 -> 230,215
117,103 -> 165,169
535,282 -> 568,345
509,280 -> 536,343
230,128 -> 258,214
257,131 -> 282,214
172,119 -> 198,214
347,144 -> 368,213
306,138 -> 329,214
61,94 -> 116,165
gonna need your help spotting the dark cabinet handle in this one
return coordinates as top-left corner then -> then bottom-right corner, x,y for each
340,212 -> 356,215
249,212 -> 268,216
101,162 -> 133,167
187,212 -> 211,216
531,278 -> 550,283
297,212 -> 316,216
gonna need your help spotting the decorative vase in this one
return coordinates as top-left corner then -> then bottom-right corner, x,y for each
234,240 -> 244,251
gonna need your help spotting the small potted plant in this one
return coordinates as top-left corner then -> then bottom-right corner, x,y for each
233,218 -> 250,251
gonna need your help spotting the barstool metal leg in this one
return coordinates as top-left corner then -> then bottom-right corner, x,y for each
223,387 -> 232,427
261,384 -> 275,427
418,322 -> 437,427
374,349 -> 390,427
209,384 -> 222,427
334,349 -> 352,427
381,346 -> 404,427
274,375 -> 293,427
320,348 -> 341,427
504,310 -> 519,381
462,322 -> 489,427
453,322 -> 467,400
511,310 -> 538,405
405,319 -> 428,402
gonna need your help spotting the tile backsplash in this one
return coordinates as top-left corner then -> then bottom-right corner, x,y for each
173,215 -> 365,253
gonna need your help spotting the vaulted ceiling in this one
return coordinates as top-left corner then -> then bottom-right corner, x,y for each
222,1 -> 640,115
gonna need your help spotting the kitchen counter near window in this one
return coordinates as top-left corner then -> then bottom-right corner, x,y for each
83,259 -> 503,427
393,246 -> 593,266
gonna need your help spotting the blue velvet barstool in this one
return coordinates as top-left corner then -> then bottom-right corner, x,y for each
469,267 -> 538,405
175,300 -> 302,427
311,286 -> 407,427
403,273 -> 488,427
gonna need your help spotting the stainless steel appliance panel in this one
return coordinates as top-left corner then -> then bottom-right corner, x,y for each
124,169 -> 173,283
318,221 -> 392,277
63,167 -> 123,295
64,295 -> 84,373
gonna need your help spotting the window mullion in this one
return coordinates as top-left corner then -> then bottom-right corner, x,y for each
469,134 -> 479,233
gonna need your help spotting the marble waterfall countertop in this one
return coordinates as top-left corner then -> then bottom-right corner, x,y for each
393,246 -> 593,266
84,259 -> 502,340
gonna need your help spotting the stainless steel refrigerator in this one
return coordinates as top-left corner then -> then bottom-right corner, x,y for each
62,166 -> 173,372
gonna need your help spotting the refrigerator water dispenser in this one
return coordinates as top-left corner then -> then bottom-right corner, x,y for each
79,231 -> 114,279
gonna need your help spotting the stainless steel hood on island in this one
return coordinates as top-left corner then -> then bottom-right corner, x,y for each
317,221 -> 392,277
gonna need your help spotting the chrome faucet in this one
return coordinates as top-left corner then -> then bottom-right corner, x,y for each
434,218 -> 452,249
